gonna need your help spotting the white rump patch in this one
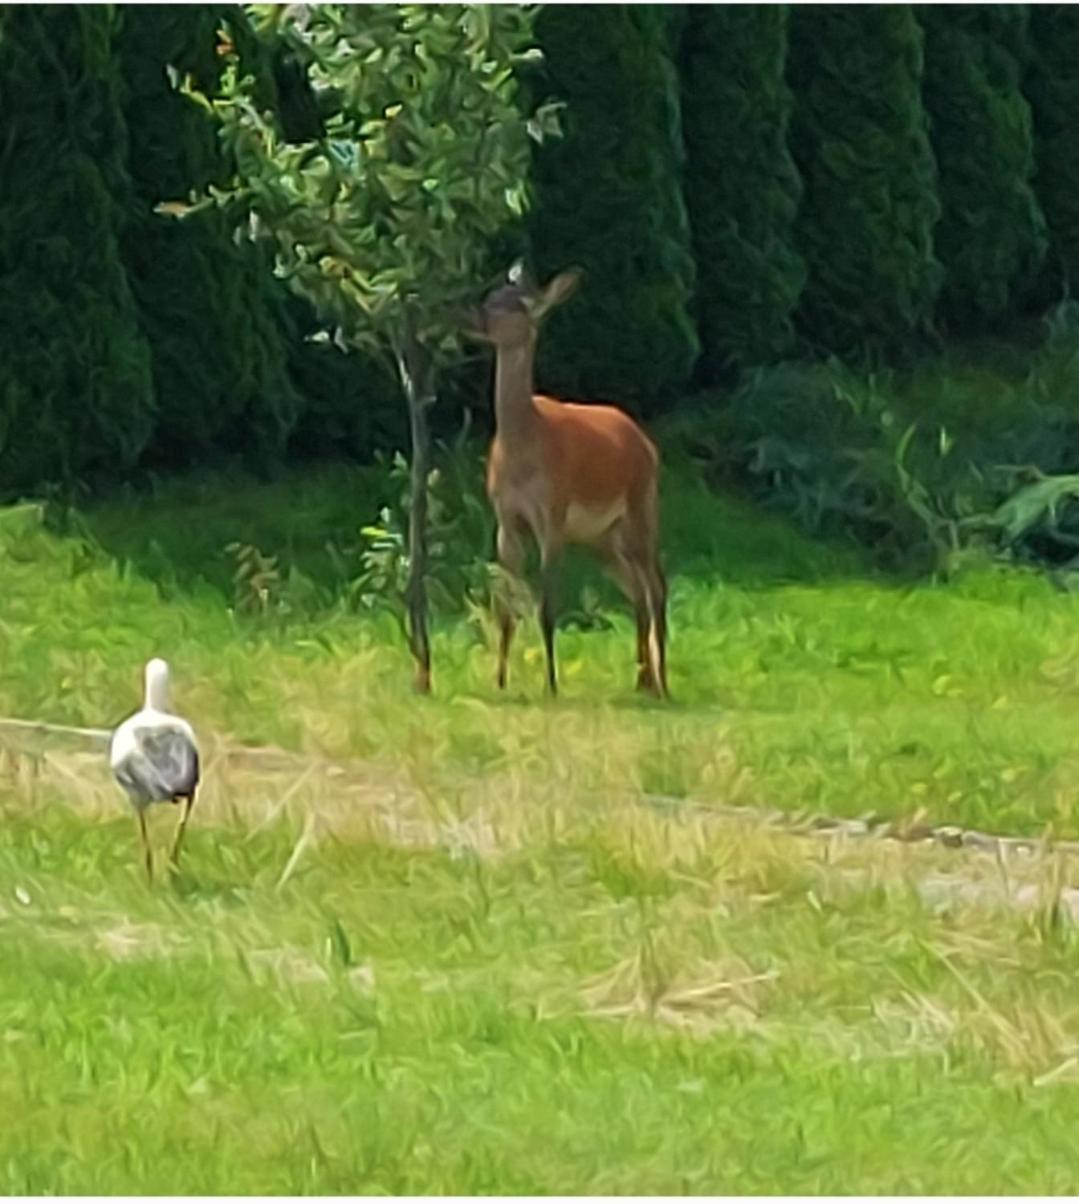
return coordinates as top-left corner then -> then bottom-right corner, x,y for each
565,498 -> 626,543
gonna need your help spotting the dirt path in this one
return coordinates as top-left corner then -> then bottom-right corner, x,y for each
3,714 -> 1079,922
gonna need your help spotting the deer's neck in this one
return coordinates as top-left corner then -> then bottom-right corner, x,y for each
493,343 -> 540,446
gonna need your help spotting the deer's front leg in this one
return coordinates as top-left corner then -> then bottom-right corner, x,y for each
494,520 -> 526,690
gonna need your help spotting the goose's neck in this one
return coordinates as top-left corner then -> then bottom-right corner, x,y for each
144,668 -> 170,712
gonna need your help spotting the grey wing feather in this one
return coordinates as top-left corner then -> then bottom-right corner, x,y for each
116,725 -> 199,803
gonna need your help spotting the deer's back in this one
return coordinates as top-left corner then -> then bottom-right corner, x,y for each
488,394 -> 657,507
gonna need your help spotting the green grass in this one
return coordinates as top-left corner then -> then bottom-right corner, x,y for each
5,780 -> 1079,1193
4,457 -> 1079,837
4,456 -> 1079,1190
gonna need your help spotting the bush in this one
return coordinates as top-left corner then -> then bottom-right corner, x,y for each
679,5 -> 805,376
787,5 -> 941,356
718,362 -> 974,570
685,311 -> 1079,573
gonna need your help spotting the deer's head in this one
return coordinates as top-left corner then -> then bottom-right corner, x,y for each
464,263 -> 581,351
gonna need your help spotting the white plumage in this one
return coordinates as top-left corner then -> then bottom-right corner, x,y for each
110,658 -> 200,881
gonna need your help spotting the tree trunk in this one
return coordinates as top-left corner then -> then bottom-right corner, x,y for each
397,317 -> 434,694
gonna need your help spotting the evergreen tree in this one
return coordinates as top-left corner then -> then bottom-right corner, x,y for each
115,5 -> 300,465
920,5 -> 1046,328
679,4 -> 804,376
1026,5 -> 1079,299
0,6 -> 154,494
528,4 -> 698,411
788,5 -> 941,354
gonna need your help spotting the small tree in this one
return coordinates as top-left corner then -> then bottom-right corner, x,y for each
170,4 -> 553,692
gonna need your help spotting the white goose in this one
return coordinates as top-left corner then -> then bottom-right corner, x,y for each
109,658 -> 200,882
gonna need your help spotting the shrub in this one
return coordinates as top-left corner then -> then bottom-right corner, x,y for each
688,313 -> 1079,574
717,362 -> 973,570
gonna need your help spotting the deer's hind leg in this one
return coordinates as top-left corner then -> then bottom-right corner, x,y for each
643,555 -> 669,699
537,536 -> 565,697
633,483 -> 669,699
596,523 -> 656,695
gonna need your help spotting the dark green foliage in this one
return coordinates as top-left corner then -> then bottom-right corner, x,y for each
679,5 -> 805,375
702,362 -> 971,570
115,6 -> 300,464
788,5 -> 941,355
285,306 -> 406,462
1026,6 -> 1079,299
0,7 -> 154,495
677,305 -> 1079,572
920,5 -> 1047,329
528,4 -> 698,411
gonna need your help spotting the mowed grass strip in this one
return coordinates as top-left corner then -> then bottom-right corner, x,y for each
3,772 -> 1079,1193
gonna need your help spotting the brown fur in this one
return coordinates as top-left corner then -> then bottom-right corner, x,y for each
474,270 -> 668,698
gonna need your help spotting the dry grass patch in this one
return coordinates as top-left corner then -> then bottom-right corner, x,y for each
580,947 -> 774,1035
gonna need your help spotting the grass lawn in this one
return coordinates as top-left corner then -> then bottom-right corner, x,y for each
2,457 -> 1079,1191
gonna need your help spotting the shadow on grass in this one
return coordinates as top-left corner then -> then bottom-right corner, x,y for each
74,453 -> 876,618
78,459 -> 390,606
166,864 -> 254,907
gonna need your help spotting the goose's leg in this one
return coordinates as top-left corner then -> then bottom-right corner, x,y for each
136,809 -> 153,883
168,792 -> 195,874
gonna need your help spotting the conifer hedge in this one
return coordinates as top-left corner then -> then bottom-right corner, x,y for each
0,7 -> 154,495
679,4 -> 804,376
787,5 -> 941,355
527,4 -> 698,411
920,5 -> 1046,328
1026,5 -> 1079,299
115,6 -> 300,465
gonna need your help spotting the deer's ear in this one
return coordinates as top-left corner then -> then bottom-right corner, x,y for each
532,268 -> 582,320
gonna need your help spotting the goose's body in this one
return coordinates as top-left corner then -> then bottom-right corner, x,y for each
110,658 -> 199,881
109,711 -> 199,807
